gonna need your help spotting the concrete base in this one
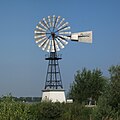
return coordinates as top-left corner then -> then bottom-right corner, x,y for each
42,89 -> 66,103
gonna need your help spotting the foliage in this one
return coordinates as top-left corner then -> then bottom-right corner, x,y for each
0,95 -> 31,120
92,92 -> 120,120
29,102 -> 63,120
92,95 -> 115,120
0,95 -> 93,120
69,68 -> 107,103
108,65 -> 120,111
61,102 -> 92,120
92,65 -> 120,120
0,65 -> 120,120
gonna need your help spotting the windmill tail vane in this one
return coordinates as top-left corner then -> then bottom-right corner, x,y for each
70,31 -> 92,43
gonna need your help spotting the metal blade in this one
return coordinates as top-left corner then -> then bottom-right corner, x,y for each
43,17 -> 50,28
51,40 -> 55,52
34,30 -> 44,34
34,30 -> 47,36
55,25 -> 69,33
58,35 -> 71,40
55,16 -> 61,27
36,26 -> 46,32
55,40 -> 60,51
35,36 -> 47,43
52,15 -> 56,27
39,21 -> 48,30
58,22 -> 68,30
46,40 -> 51,52
59,31 -> 71,35
48,16 -> 53,28
56,38 -> 64,49
38,39 -> 47,47
58,26 -> 70,32
42,39 -> 50,51
34,34 -> 46,39
57,18 -> 65,28
48,16 -> 52,27
34,33 -> 46,37
57,36 -> 68,45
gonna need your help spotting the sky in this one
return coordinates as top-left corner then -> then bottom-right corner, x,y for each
0,0 -> 120,97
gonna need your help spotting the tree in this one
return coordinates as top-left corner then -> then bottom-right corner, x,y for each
92,65 -> 120,120
108,65 -> 120,111
69,68 -> 107,103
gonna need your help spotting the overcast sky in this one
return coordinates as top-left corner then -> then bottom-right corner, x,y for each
0,0 -> 120,97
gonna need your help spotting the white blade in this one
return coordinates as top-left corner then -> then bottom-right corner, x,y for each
57,37 -> 68,45
36,26 -> 46,32
51,40 -> 55,52
55,40 -> 60,51
48,16 -> 53,28
38,39 -> 47,47
43,18 -> 50,28
46,40 -> 51,52
58,22 -> 68,30
52,15 -> 56,27
59,31 -> 71,35
58,26 -> 70,32
59,35 -> 71,40
57,18 -> 65,28
42,39 -> 50,51
55,16 -> 61,27
34,34 -> 46,39
71,31 -> 92,43
34,30 -> 46,34
39,21 -> 48,30
56,38 -> 64,49
48,16 -> 52,27
35,36 -> 47,43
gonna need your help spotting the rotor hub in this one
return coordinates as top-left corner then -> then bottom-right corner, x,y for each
51,32 -> 55,40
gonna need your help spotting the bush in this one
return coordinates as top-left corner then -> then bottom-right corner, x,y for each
0,96 -> 93,120
0,95 -> 31,120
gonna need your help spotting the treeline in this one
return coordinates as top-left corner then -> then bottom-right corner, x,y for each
1,96 -> 42,103
0,65 -> 120,120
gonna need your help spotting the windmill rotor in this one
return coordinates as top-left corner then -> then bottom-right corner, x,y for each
34,15 -> 71,52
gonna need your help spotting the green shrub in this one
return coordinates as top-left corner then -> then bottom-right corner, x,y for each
0,95 -> 31,120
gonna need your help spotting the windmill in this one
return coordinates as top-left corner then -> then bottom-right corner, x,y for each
34,15 -> 92,102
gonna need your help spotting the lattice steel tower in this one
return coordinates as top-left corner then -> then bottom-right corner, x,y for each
45,51 -> 63,89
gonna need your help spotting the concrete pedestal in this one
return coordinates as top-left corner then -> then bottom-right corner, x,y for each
42,89 -> 66,103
